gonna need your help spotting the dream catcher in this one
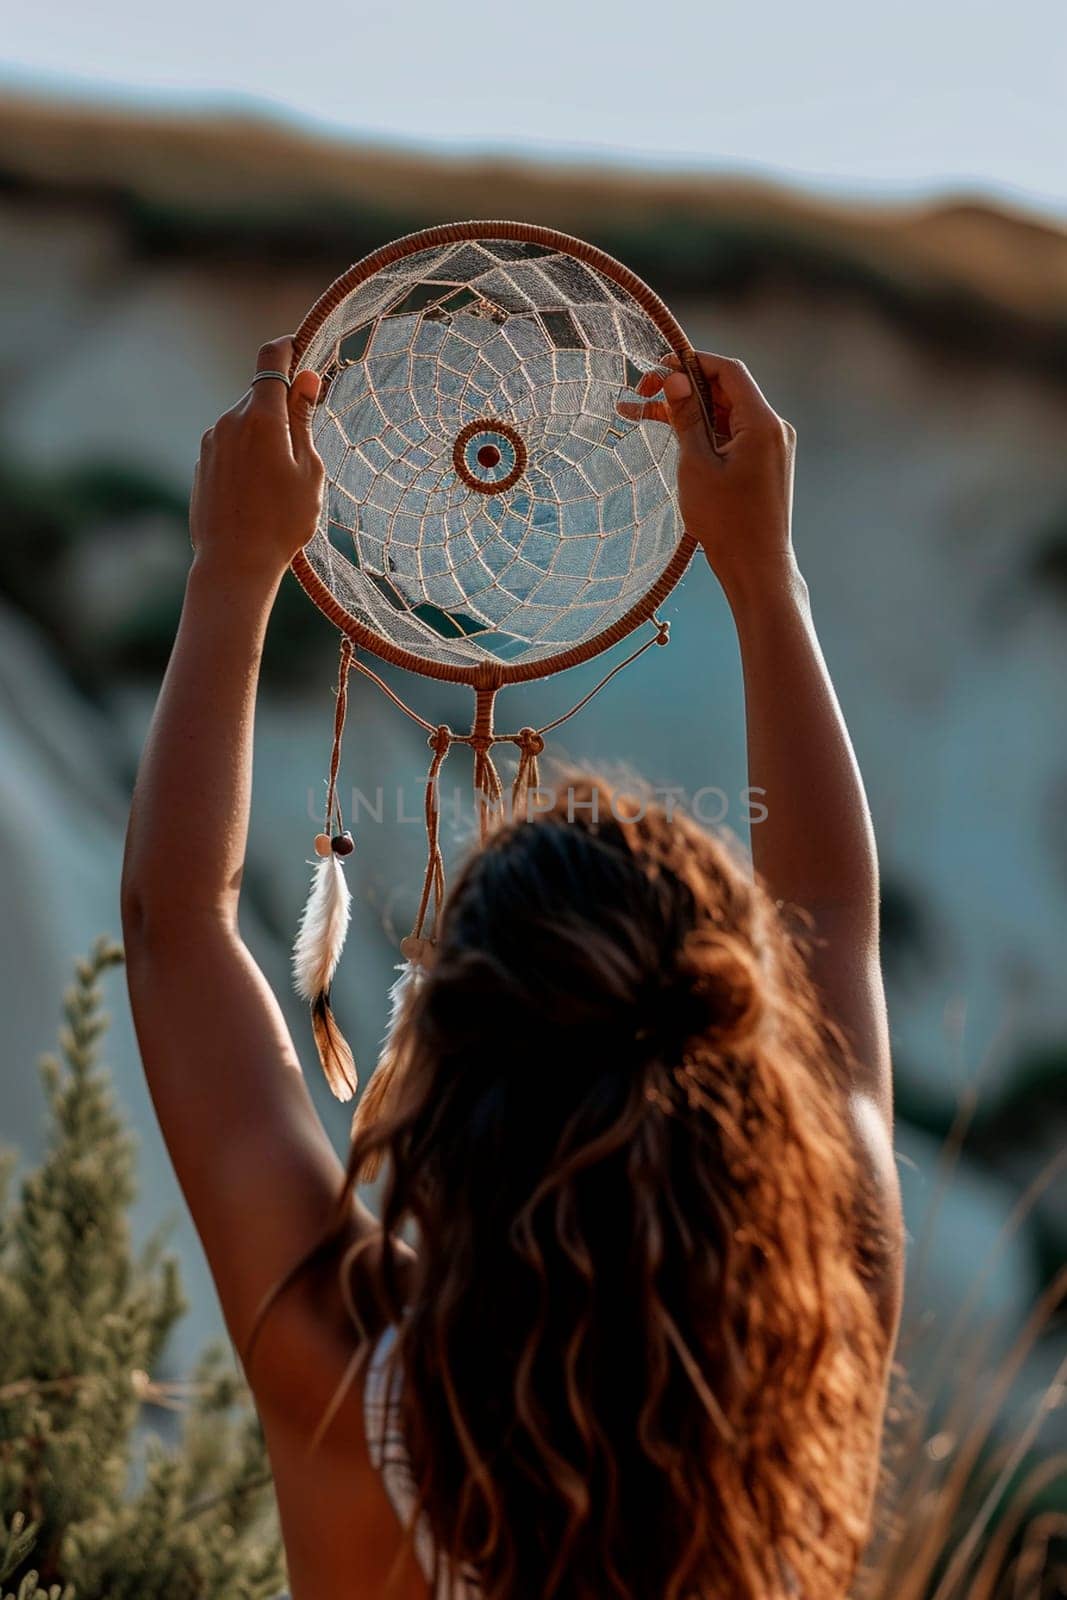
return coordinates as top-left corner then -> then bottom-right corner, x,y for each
287,220 -> 724,1111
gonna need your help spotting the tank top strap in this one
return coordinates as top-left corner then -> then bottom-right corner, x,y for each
363,1324 -> 481,1597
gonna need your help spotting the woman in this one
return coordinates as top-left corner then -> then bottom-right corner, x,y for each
122,337 -> 903,1600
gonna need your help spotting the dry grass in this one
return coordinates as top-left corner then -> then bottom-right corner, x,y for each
860,1094 -> 1067,1600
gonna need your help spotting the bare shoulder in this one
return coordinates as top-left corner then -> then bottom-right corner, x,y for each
246,1223 -> 416,1434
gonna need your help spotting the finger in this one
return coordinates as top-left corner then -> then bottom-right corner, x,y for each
661,365 -> 740,450
686,352 -> 774,427
288,368 -> 321,461
247,336 -> 295,421
616,397 -> 671,425
616,365 -> 673,423
673,358 -> 733,425
660,370 -> 722,449
189,457 -> 200,548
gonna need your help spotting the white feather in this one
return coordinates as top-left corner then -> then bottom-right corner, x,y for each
380,958 -> 423,1051
292,855 -> 351,1001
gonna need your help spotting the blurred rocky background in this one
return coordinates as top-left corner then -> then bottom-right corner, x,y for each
0,84 -> 1064,1513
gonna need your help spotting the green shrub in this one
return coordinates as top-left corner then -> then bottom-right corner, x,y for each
0,940 -> 285,1600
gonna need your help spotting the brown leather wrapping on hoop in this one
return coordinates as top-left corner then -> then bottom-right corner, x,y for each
288,219 -> 713,688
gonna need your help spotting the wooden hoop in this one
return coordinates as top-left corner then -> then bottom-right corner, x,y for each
289,219 -> 706,688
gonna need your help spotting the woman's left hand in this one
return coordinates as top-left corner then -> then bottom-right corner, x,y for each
190,335 -> 324,582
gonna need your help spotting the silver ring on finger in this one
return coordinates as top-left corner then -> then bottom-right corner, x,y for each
251,369 -> 291,387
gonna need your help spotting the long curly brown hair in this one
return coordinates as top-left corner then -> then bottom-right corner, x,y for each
308,776 -> 889,1599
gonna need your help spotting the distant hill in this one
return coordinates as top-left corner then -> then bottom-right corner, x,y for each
1,90 -> 1064,374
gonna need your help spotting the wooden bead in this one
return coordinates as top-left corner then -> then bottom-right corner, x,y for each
313,833 -> 333,857
331,831 -> 355,856
400,934 -> 430,964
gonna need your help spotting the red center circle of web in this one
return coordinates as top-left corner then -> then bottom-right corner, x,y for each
452,418 -> 528,495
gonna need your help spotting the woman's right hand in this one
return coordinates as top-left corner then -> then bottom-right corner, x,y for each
190,336 -> 323,585
629,352 -> 798,602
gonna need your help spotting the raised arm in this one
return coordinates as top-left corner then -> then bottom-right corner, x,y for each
121,338 -> 378,1414
639,353 -> 902,1319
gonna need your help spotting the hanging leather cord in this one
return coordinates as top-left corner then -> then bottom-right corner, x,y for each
346,649 -> 437,736
410,725 -> 452,946
535,617 -> 670,736
328,616 -> 672,952
324,639 -> 354,833
510,727 -> 545,815
343,617 -> 670,751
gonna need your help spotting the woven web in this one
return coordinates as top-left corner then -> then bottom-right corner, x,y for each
301,238 -> 681,670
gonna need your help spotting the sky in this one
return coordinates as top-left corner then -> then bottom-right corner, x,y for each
2,0 -> 1065,217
